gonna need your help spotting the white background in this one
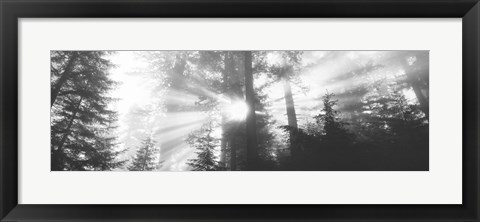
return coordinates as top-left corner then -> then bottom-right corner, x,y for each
19,19 -> 462,204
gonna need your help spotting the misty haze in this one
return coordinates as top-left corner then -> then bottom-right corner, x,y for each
51,51 -> 429,171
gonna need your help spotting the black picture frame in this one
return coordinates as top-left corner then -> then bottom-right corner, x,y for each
1,0 -> 479,221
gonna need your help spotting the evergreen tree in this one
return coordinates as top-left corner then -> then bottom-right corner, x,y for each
251,53 -> 282,170
128,137 -> 160,171
51,51 -> 79,107
186,123 -> 220,171
51,51 -> 124,171
314,91 -> 354,153
314,92 -> 352,145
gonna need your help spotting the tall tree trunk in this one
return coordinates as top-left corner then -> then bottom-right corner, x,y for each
226,52 -> 242,170
219,52 -> 230,168
244,51 -> 258,170
219,118 -> 227,168
282,76 -> 298,128
230,137 -> 237,171
51,52 -> 78,107
229,130 -> 238,171
282,74 -> 299,159
142,145 -> 150,171
227,52 -> 243,171
407,74 -> 429,117
401,54 -> 429,118
224,52 -> 248,170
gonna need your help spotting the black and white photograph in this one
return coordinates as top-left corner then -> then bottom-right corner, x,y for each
50,50 -> 429,171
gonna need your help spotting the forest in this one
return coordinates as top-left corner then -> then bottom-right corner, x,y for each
50,50 -> 429,171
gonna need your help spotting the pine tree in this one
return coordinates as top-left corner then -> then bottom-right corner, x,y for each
128,137 -> 159,171
51,51 -> 124,171
186,123 -> 220,171
51,51 -> 79,107
314,92 -> 352,145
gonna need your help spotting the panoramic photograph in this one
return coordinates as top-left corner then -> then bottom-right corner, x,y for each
50,50 -> 429,171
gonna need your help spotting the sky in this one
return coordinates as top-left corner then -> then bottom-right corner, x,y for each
104,51 -> 421,171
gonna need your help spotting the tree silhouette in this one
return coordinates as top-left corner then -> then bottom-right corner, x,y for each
128,137 -> 160,171
186,123 -> 221,171
314,92 -> 353,146
51,51 -> 124,171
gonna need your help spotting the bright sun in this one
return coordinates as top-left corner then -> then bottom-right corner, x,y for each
225,101 -> 249,121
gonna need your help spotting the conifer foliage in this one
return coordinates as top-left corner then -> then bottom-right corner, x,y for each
128,137 -> 160,171
314,92 -> 352,145
186,123 -> 220,171
51,51 -> 125,171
